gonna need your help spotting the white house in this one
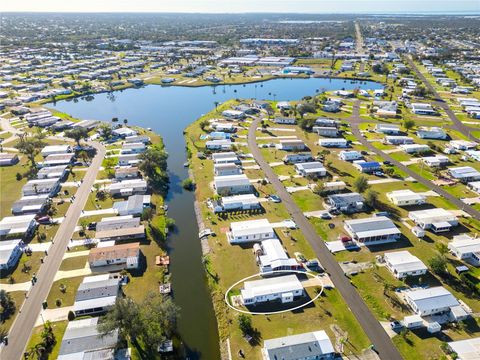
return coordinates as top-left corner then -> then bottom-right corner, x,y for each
448,166 -> 480,183
468,181 -> 480,194
313,126 -> 339,138
73,275 -> 121,316
408,208 -> 458,232
449,140 -> 477,151
206,139 -> 232,151
112,194 -> 151,216
214,163 -> 242,177
41,145 -> 72,157
318,138 -> 348,148
421,155 -> 450,168
416,127 -> 447,140
22,178 -> 61,197
448,234 -> 480,267
120,142 -> 146,155
211,194 -> 261,213
214,174 -> 252,196
384,251 -> 427,279
276,139 -> 306,151
295,162 -> 327,178
222,109 -> 245,120
118,154 -> 140,166
447,337 -> 480,360
400,144 -> 431,154
262,330 -> 335,360
405,286 -> 462,317
0,214 -> 37,239
339,150 -> 362,161
375,123 -> 400,134
411,103 -> 437,116
212,152 -> 240,165
0,239 -> 23,271
241,274 -> 304,305
344,216 -> 401,245
227,219 -> 275,244
386,190 -> 426,206
107,179 -> 147,197
257,239 -> 301,274
273,117 -> 296,125
283,153 -> 313,164
466,150 -> 480,161
385,136 -> 414,145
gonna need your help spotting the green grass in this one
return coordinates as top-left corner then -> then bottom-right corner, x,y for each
59,255 -> 88,271
0,291 -> 26,334
0,252 -> 44,284
46,276 -> 84,309
26,320 -> 68,360
0,156 -> 29,217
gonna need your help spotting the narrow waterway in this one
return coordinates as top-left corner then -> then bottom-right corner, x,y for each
51,77 -> 382,359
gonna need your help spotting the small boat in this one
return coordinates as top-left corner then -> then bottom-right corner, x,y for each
147,127 -> 152,131
183,162 -> 189,167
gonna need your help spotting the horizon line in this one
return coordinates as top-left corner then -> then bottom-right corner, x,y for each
1,10 -> 479,15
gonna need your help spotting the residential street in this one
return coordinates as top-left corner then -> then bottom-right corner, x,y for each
247,117 -> 403,360
349,101 -> 480,220
0,141 -> 106,360
404,56 -> 479,142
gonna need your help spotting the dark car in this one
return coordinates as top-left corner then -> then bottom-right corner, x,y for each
87,222 -> 97,230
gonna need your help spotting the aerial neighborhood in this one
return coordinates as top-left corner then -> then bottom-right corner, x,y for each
1,9 -> 480,360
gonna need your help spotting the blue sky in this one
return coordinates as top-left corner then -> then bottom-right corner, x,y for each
1,0 -> 478,13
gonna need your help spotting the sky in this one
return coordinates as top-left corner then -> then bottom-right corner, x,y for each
1,0 -> 479,14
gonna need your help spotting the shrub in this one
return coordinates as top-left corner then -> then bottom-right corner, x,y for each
16,173 -> 22,181
55,298 -> 62,307
67,311 -> 76,321
182,178 -> 195,191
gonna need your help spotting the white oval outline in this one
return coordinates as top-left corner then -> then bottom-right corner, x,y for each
224,270 -> 324,315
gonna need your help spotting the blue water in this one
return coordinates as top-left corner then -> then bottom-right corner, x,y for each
51,77 -> 382,359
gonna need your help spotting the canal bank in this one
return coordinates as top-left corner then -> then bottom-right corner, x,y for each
49,77 -> 383,359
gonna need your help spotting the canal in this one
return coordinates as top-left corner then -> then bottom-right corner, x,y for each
51,77 -> 383,359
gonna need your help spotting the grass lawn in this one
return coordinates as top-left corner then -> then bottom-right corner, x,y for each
59,255 -> 88,271
26,320 -> 68,359
0,252 -> 44,284
291,190 -> 325,212
84,191 -> 115,211
0,156 -> 29,217
0,291 -> 26,334
46,276 -> 84,309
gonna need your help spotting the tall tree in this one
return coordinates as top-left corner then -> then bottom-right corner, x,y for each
65,127 -> 89,147
353,175 -> 370,193
15,133 -> 45,169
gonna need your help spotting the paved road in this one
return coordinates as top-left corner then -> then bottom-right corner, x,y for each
404,56 -> 479,142
349,101 -> 480,221
248,119 -> 403,360
0,141 -> 105,360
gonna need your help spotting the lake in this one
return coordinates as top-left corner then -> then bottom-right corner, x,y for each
51,77 -> 383,359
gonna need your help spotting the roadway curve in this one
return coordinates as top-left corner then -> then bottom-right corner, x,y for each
404,56 -> 479,142
349,101 -> 480,220
0,141 -> 106,360
248,118 -> 403,360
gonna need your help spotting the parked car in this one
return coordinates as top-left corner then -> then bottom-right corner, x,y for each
36,216 -> 51,224
390,321 -> 403,330
268,195 -> 281,203
320,212 -> 332,220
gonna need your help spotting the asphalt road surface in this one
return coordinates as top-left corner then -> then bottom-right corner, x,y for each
248,118 -> 403,360
0,141 -> 106,360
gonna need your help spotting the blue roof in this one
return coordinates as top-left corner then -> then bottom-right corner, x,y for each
359,161 -> 381,168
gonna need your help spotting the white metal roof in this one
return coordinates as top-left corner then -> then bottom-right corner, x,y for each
230,219 -> 273,237
384,250 -> 427,274
406,286 -> 459,313
242,274 -> 303,299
